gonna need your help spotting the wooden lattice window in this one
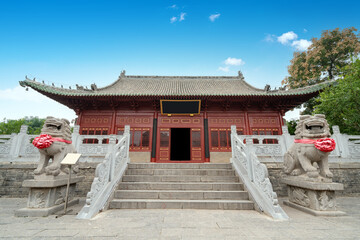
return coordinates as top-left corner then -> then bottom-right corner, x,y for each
118,127 -> 151,151
251,128 -> 279,144
210,128 -> 243,151
81,128 -> 109,144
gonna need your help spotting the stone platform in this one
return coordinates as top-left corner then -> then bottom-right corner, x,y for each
15,175 -> 84,217
282,177 -> 345,216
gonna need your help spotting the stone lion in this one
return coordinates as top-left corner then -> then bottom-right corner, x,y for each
283,114 -> 334,179
33,116 -> 77,176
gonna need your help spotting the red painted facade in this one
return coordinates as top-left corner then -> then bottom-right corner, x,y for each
77,108 -> 284,163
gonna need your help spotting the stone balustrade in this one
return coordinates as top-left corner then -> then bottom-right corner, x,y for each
230,126 -> 289,220
0,125 -> 359,162
77,126 -> 131,219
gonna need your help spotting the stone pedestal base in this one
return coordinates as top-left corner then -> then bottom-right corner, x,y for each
282,177 -> 346,216
15,175 -> 84,217
16,199 -> 79,217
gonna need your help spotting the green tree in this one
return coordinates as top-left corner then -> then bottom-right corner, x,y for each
286,120 -> 298,135
0,117 -> 45,135
0,119 -> 24,134
315,59 -> 360,135
24,117 -> 45,134
283,27 -> 360,89
282,27 -> 360,115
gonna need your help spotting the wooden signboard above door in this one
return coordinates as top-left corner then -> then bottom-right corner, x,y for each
160,100 -> 201,115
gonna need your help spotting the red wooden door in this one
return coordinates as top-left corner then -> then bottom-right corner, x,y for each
157,115 -> 204,162
158,128 -> 171,161
191,128 -> 202,161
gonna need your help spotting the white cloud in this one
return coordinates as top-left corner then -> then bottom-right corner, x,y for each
0,86 -> 76,121
170,13 -> 186,23
169,4 -> 177,9
179,12 -> 186,21
284,106 -> 304,121
170,16 -> 177,23
291,39 -> 312,51
209,13 -> 220,22
265,34 -> 275,42
0,85 -> 43,102
224,57 -> 245,66
277,31 -> 298,44
304,28 -> 308,33
218,66 -> 230,72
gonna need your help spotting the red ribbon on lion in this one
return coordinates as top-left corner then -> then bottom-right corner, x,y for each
294,138 -> 336,152
33,134 -> 72,149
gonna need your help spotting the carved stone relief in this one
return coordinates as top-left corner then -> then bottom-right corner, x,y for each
255,145 -> 282,156
28,189 -> 47,208
288,186 -> 310,207
288,186 -> 337,211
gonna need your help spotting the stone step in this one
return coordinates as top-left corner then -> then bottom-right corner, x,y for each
122,175 -> 239,183
118,182 -> 244,191
127,163 -> 232,169
114,190 -> 249,200
125,169 -> 235,176
109,199 -> 254,210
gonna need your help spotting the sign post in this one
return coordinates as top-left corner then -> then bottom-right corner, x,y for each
59,153 -> 81,215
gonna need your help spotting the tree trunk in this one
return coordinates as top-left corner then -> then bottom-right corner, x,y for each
328,65 -> 333,79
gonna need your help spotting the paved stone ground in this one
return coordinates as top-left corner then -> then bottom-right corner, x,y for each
0,197 -> 359,240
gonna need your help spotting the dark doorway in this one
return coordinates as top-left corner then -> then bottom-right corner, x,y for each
171,128 -> 190,160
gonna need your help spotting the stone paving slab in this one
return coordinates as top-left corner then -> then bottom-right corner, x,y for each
0,197 -> 359,239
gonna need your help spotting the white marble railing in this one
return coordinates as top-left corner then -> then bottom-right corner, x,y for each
238,125 -> 360,161
0,134 -> 13,157
77,125 -> 130,219
230,126 -> 289,220
343,135 -> 360,157
0,125 -> 39,159
0,125 -> 126,160
238,135 -> 287,158
74,135 -> 120,157
0,124 -> 359,162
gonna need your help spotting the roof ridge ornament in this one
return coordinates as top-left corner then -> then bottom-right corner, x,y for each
76,84 -> 84,90
264,84 -> 271,92
120,70 -> 126,78
238,70 -> 244,80
91,83 -> 98,91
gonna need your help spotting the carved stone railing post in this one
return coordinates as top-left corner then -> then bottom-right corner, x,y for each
281,126 -> 293,151
332,125 -> 348,158
8,133 -> 18,158
15,125 -> 29,157
245,137 -> 254,182
230,125 -> 288,220
71,125 -> 80,150
108,134 -> 117,181
230,126 -> 236,163
124,126 -> 130,160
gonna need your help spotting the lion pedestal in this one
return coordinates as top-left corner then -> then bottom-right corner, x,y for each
15,175 -> 84,217
282,177 -> 345,216
281,114 -> 345,216
15,117 -> 84,217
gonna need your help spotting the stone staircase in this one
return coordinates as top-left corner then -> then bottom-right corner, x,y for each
109,163 -> 254,210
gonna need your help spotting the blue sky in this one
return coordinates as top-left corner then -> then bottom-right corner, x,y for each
0,0 -> 359,122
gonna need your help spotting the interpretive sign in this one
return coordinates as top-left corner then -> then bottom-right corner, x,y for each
61,153 -> 82,165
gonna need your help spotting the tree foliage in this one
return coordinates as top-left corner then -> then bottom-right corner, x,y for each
314,59 -> 360,135
286,120 -> 298,135
0,117 -> 45,135
283,27 -> 360,89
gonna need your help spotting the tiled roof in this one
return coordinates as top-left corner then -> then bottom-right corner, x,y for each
19,74 -> 332,98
